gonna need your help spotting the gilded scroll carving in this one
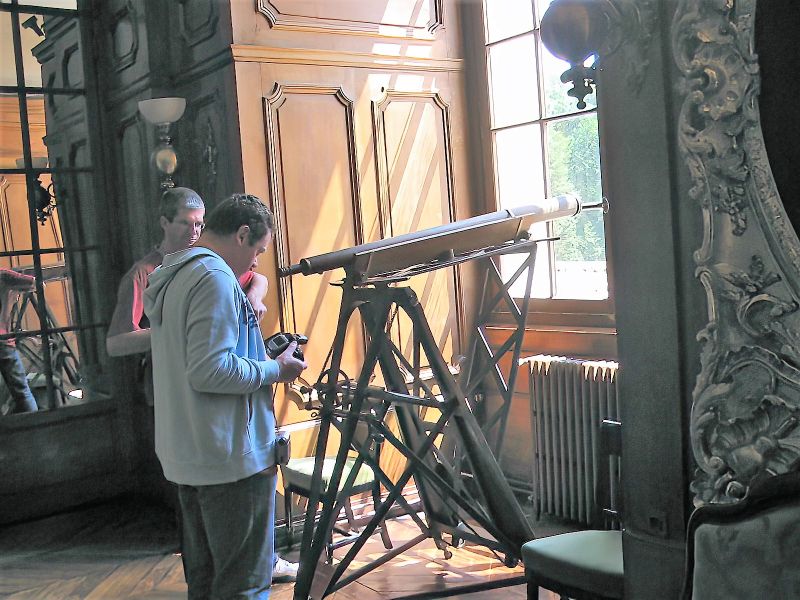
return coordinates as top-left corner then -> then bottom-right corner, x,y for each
675,0 -> 800,505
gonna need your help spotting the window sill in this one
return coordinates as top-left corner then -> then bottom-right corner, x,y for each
484,324 -> 618,361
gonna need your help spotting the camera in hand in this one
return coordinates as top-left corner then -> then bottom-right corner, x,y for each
265,332 -> 308,360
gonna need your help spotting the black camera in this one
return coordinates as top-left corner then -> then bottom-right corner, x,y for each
265,332 -> 308,360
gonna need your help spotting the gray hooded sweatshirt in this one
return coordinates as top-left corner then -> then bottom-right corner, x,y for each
144,247 -> 280,486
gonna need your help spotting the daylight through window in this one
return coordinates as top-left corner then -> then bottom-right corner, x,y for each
484,0 -> 608,301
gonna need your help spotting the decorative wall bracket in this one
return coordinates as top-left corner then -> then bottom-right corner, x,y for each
540,0 -> 658,109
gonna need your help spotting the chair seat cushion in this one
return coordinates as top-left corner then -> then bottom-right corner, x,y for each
283,456 -> 375,492
521,529 -> 624,598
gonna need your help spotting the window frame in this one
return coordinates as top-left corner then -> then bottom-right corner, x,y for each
479,0 -> 616,336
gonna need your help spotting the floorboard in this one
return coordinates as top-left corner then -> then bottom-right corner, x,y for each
0,495 -> 565,599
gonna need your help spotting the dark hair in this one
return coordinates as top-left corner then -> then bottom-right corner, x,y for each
204,194 -> 274,245
160,187 -> 204,221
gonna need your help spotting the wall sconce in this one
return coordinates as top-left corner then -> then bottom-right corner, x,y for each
22,15 -> 45,38
540,0 -> 618,109
33,177 -> 58,225
540,0 -> 656,110
137,97 -> 186,190
16,157 -> 56,225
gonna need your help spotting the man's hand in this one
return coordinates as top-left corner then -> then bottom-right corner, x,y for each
275,341 -> 307,382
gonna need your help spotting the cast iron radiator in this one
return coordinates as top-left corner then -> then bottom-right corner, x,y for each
526,355 -> 620,526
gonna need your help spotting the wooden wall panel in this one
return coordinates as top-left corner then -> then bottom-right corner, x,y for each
115,114 -> 153,264
174,64 -> 244,209
178,89 -> 226,205
257,0 -> 443,36
99,1 -> 148,103
170,0 -> 235,86
231,0 -> 472,486
263,84 -> 366,426
373,91 -> 461,363
0,404 -> 124,523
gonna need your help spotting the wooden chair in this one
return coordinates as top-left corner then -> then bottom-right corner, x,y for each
521,419 -> 624,600
282,420 -> 393,562
682,469 -> 800,600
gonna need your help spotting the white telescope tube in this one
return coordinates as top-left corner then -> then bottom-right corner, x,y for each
280,194 -> 581,278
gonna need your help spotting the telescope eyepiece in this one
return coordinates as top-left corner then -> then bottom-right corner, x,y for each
278,262 -> 306,277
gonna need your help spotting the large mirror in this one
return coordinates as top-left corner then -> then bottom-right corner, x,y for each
755,1 -> 800,238
0,0 -> 107,416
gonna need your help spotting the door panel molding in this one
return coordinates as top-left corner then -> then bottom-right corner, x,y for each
372,89 -> 464,359
263,83 -> 365,375
256,0 -> 444,38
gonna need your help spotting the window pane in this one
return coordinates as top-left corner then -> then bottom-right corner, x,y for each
485,0 -> 607,305
494,123 -> 553,298
541,46 -> 597,118
535,0 -> 554,25
484,0 -> 534,44
0,12 -> 22,88
502,227 -> 553,299
0,100 -> 25,170
545,115 -> 607,299
18,13 -> 47,88
488,34 -> 539,128
552,209 -> 607,299
545,114 -> 601,203
495,123 -> 544,208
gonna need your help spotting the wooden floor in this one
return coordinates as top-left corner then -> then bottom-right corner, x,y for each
0,496 -> 562,599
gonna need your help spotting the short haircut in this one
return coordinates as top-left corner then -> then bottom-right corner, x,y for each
159,187 -> 204,221
204,193 -> 274,245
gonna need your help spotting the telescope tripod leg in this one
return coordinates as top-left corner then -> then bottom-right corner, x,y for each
391,287 -> 534,553
293,288 -> 396,600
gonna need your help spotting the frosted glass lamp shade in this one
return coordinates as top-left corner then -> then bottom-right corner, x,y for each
138,97 -> 186,124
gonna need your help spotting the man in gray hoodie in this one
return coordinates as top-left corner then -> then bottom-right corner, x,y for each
145,194 -> 306,599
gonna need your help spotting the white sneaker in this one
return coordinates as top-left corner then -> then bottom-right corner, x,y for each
272,557 -> 299,583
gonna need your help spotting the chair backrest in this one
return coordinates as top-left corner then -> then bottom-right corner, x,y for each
591,419 -> 622,530
349,418 -> 386,471
682,470 -> 800,600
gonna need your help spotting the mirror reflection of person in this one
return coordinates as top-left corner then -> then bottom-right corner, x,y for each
0,268 -> 38,414
144,194 -> 306,597
106,187 -> 268,405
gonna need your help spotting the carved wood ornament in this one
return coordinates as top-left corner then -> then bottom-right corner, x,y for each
674,0 -> 800,505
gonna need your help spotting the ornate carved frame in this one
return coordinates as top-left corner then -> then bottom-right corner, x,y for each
673,0 -> 800,504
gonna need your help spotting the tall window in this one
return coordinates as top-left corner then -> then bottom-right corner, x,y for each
483,0 -> 609,304
1,0 -> 107,415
